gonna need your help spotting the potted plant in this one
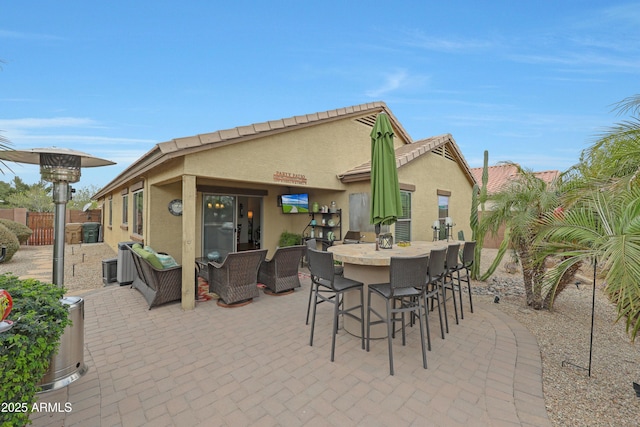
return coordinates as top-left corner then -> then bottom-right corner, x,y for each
278,231 -> 303,247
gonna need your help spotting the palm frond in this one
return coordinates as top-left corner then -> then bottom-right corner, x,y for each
537,186 -> 640,340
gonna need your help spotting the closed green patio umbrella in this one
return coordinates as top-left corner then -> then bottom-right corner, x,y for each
370,112 -> 402,250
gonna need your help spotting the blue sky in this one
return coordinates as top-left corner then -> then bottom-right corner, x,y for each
1,1 -> 639,189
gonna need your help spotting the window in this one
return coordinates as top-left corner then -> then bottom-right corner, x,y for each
122,194 -> 129,225
438,195 -> 449,219
108,198 -> 112,227
133,190 -> 143,235
395,191 -> 411,242
438,194 -> 450,240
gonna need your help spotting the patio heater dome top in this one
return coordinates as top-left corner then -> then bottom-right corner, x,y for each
0,146 -> 115,183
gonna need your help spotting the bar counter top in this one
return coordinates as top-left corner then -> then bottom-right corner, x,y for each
328,240 -> 459,266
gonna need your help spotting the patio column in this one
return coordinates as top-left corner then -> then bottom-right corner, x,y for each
181,174 -> 196,310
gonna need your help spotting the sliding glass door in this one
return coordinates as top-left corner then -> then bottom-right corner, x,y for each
202,195 -> 236,262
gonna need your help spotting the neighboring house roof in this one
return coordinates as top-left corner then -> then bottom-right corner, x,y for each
469,164 -> 560,194
338,133 -> 476,186
94,101 -> 474,198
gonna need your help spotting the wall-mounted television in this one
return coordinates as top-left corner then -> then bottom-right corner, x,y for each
281,193 -> 309,214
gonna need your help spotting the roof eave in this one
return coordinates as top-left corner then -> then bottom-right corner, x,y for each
93,101 -> 413,198
93,146 -> 165,199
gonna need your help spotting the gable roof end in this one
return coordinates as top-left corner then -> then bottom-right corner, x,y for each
338,133 -> 476,186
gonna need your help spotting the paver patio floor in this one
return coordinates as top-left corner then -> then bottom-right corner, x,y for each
30,272 -> 550,426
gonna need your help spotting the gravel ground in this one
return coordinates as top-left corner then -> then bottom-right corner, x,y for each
0,243 -> 117,294
2,244 -> 639,426
477,249 -> 640,427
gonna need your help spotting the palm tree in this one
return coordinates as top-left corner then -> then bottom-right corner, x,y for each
537,188 -> 640,341
0,132 -> 14,174
480,163 -> 566,309
573,94 -> 640,188
537,94 -> 640,341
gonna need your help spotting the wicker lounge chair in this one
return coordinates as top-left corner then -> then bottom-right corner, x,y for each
208,249 -> 267,305
127,245 -> 182,309
258,245 -> 305,294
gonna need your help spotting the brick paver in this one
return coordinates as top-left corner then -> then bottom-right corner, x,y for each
29,271 -> 550,426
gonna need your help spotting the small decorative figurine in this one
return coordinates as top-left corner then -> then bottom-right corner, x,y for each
0,289 -> 14,332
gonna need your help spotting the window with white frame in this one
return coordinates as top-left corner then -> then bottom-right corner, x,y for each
108,198 -> 112,227
122,194 -> 129,225
438,193 -> 450,240
395,191 -> 411,242
133,190 -> 143,235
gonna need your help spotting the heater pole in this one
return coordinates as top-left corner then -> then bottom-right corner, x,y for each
52,181 -> 69,287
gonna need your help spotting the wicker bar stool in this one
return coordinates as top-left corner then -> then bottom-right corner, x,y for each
366,255 -> 429,375
307,248 -> 364,362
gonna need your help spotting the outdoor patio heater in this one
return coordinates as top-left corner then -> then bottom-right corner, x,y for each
0,147 -> 114,391
0,147 -> 114,286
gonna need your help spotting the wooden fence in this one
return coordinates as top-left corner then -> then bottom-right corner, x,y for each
26,213 -> 54,245
24,210 -> 102,246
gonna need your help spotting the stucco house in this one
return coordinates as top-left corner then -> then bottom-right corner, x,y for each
470,164 -> 560,248
94,101 -> 476,309
470,164 -> 559,195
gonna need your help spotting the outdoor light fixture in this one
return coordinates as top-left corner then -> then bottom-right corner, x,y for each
432,220 -> 440,241
248,210 -> 254,243
0,147 -> 114,286
445,217 -> 455,241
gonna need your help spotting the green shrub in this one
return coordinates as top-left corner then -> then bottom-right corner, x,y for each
0,223 -> 20,263
0,275 -> 70,427
278,231 -> 303,247
0,219 -> 33,244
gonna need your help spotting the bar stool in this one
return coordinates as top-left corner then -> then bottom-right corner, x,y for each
305,238 -> 343,325
307,248 -> 364,361
443,243 -> 461,325
426,247 -> 449,336
366,255 -> 429,375
453,241 -> 476,317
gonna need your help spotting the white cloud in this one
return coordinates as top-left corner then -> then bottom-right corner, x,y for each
403,30 -> 497,53
0,29 -> 62,41
0,117 -> 99,130
365,70 -> 428,98
0,116 -> 156,180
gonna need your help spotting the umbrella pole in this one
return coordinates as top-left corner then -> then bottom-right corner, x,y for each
375,224 -> 380,251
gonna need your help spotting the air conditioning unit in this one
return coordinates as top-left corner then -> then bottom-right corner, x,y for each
117,242 -> 136,285
102,258 -> 117,285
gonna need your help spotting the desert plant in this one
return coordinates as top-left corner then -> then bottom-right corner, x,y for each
278,231 -> 303,247
538,170 -> 640,341
0,274 -> 70,426
480,163 -> 566,309
470,150 -> 489,279
0,218 -> 32,244
0,223 -> 20,263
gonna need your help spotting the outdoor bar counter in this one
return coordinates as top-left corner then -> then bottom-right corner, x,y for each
328,241 -> 459,339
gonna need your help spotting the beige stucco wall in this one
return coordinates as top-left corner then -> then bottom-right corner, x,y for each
98,113 -> 473,266
183,118 -> 390,189
397,149 -> 473,242
101,192 -> 137,249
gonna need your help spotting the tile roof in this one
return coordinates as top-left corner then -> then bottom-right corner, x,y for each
95,102 -> 409,197
157,101 -> 412,156
338,134 -> 475,186
94,101 -> 475,197
470,164 -> 560,194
